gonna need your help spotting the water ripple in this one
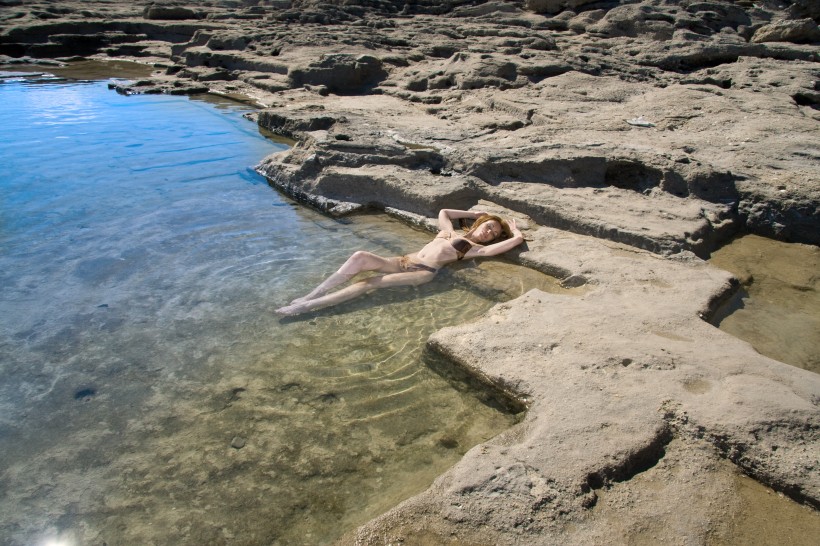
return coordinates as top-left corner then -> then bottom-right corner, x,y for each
0,79 -> 524,546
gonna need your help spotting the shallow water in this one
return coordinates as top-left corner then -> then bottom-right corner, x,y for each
709,234 -> 820,374
0,70 -> 566,544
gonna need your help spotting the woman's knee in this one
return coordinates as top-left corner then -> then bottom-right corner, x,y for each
340,250 -> 372,272
356,250 -> 383,263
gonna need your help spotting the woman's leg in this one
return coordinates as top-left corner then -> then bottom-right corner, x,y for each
290,251 -> 400,304
276,270 -> 434,316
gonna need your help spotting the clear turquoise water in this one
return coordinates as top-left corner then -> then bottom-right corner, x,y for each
0,71 -> 530,544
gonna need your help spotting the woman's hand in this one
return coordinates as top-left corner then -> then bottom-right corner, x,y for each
508,218 -> 523,238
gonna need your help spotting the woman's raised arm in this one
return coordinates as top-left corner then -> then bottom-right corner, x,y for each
467,219 -> 525,258
437,209 -> 485,231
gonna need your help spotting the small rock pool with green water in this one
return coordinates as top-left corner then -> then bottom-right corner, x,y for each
709,234 -> 819,374
0,66 -> 562,545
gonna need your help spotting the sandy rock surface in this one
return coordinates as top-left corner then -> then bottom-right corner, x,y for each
2,0 -> 818,544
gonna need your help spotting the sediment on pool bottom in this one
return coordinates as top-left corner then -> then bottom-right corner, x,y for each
708,233 -> 820,374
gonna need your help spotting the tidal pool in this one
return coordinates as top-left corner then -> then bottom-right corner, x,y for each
709,234 -> 820,374
0,68 -> 563,544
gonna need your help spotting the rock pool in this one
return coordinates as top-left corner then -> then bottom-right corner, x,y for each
0,71 -> 559,544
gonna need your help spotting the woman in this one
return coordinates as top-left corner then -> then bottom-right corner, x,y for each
275,208 -> 525,316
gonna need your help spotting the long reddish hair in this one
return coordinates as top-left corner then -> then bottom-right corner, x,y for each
463,214 -> 512,242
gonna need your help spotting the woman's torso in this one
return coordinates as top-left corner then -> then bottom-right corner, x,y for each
409,231 -> 475,268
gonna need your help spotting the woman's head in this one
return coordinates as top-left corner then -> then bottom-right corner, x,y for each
465,214 -> 513,244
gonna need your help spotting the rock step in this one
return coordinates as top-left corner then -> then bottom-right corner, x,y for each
474,180 -> 736,256
259,149 -> 736,256
259,162 -> 477,218
175,46 -> 289,75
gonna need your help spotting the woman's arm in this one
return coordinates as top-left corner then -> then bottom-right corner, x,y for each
437,209 -> 485,231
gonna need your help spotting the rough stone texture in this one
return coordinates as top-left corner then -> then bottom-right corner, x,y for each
752,18 -> 820,44
2,0 -> 818,544
342,221 -> 820,545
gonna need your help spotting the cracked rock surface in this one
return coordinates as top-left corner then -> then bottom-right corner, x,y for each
2,0 -> 818,544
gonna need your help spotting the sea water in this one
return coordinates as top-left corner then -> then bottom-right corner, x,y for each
0,68 -> 562,544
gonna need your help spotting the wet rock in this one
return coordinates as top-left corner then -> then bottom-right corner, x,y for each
74,387 -> 97,401
257,108 -> 339,136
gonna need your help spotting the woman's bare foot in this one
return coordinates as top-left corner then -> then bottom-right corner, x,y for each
275,302 -> 310,316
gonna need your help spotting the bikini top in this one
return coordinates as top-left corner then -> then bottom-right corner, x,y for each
437,231 -> 473,260
451,237 -> 473,260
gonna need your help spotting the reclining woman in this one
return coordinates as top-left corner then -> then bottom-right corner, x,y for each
275,208 -> 525,316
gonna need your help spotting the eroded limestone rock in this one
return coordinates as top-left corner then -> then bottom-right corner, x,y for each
2,1 -> 818,544
752,17 -> 820,44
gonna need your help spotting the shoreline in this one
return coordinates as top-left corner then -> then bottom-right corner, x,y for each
2,1 -> 818,544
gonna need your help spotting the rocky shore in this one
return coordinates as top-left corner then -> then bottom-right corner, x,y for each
2,1 -> 818,544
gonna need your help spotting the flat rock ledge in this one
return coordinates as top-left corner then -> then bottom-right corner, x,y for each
3,0 -> 818,543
